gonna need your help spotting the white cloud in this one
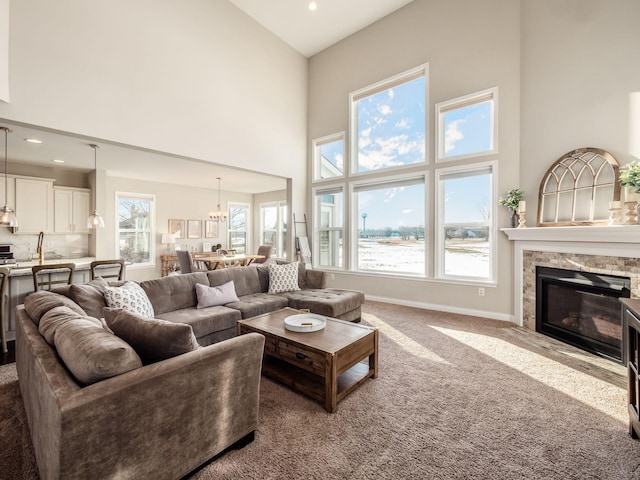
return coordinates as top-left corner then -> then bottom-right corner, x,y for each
334,153 -> 343,170
402,209 -> 412,214
377,104 -> 392,115
388,89 -> 394,100
395,118 -> 410,129
445,119 -> 465,153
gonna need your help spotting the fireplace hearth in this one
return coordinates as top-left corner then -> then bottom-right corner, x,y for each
536,266 -> 630,363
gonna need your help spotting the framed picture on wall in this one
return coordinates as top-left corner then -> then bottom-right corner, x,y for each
187,220 -> 202,239
204,220 -> 219,238
168,219 -> 185,239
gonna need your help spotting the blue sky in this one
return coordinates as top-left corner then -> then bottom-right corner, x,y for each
353,78 -> 492,230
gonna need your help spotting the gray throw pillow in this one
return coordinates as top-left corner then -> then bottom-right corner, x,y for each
39,305 -> 102,346
103,308 -> 199,364
24,290 -> 87,325
69,277 -> 109,319
195,281 -> 239,308
51,309 -> 142,386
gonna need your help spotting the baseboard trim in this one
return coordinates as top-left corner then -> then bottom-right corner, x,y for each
364,295 -> 515,324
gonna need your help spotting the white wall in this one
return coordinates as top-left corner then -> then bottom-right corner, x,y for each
1,0 -> 309,249
308,0 -> 521,320
520,0 -> 640,220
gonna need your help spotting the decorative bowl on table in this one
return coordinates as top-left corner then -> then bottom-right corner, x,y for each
284,313 -> 326,332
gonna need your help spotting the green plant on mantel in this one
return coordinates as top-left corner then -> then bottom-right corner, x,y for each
620,162 -> 640,193
498,189 -> 524,211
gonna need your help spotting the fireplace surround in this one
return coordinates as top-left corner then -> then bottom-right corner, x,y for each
503,225 -> 640,361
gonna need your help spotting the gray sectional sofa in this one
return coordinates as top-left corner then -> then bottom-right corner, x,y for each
16,262 -> 364,480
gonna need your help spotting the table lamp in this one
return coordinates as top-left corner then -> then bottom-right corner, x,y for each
161,233 -> 176,254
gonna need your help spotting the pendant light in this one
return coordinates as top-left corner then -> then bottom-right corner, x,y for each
0,127 -> 18,227
86,144 -> 105,229
208,177 -> 228,222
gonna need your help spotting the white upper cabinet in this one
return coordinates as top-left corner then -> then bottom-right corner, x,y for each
0,175 -> 16,213
54,187 -> 91,234
15,177 -> 54,233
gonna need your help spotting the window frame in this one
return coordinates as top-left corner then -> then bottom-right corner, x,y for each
313,185 -> 345,270
312,132 -> 346,181
227,202 -> 250,254
350,172 -> 428,276
115,191 -> 155,269
435,87 -> 498,163
259,200 -> 287,258
349,64 -> 429,177
434,161 -> 497,284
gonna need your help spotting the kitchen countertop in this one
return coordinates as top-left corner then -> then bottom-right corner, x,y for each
7,257 -> 96,276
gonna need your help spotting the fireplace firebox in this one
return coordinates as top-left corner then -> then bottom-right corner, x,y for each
536,266 -> 630,363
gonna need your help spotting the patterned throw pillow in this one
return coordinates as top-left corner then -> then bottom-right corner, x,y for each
104,281 -> 155,319
268,262 -> 301,294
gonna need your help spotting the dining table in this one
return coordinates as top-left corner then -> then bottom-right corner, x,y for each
194,253 -> 265,270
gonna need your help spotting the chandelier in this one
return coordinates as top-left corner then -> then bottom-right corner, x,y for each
208,177 -> 228,222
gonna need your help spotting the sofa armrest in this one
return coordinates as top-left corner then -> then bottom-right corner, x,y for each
305,269 -> 326,289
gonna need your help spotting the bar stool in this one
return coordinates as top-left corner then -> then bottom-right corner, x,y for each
90,259 -> 125,281
0,267 -> 9,354
32,263 -> 75,292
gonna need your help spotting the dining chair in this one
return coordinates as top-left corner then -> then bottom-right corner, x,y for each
90,259 -> 126,281
32,263 -> 75,292
0,267 -> 9,354
176,251 -> 207,274
253,245 -> 273,264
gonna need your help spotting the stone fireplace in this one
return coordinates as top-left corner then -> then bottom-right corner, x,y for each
504,225 -> 640,362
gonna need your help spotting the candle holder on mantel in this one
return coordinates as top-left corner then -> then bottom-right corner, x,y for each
623,201 -> 637,225
608,205 -> 622,225
517,211 -> 527,228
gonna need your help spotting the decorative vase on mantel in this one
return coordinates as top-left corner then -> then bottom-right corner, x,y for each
510,210 -> 518,228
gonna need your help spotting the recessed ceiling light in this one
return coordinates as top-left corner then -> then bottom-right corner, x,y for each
24,138 -> 42,144
52,159 -> 65,164
308,1 -> 317,11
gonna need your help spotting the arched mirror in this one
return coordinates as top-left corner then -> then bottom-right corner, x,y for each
537,148 -> 620,226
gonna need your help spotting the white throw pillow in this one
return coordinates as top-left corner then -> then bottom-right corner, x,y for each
104,281 -> 155,319
195,281 -> 239,308
268,262 -> 301,294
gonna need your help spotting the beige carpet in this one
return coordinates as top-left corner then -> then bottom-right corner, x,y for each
2,301 -> 640,479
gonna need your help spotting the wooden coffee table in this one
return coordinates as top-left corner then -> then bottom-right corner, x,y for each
237,307 -> 378,413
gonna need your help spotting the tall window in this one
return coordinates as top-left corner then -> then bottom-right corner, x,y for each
436,87 -> 497,162
353,176 -> 425,275
228,203 -> 249,254
435,163 -> 495,280
350,65 -> 427,174
260,201 -> 287,258
313,133 -> 344,180
117,192 -> 155,267
315,188 -> 343,268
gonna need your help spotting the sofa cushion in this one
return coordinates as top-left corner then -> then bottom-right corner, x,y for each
207,268 -> 262,297
24,290 -> 87,326
103,308 -> 199,364
39,305 -> 102,345
68,277 -> 109,318
154,305 -> 241,339
268,262 -> 301,294
196,281 -> 238,308
224,293 -> 289,319
276,288 -> 365,318
50,308 -> 142,385
104,281 -> 155,318
139,272 -> 209,315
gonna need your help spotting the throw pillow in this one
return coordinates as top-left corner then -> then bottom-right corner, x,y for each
268,262 -> 301,294
103,308 -> 199,364
39,305 -> 102,346
69,277 -> 110,319
195,281 -> 239,308
104,281 -> 155,319
52,310 -> 142,385
24,290 -> 87,325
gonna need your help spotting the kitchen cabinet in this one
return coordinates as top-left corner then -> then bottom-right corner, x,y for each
14,177 -> 55,233
54,187 -> 91,233
0,175 -> 15,211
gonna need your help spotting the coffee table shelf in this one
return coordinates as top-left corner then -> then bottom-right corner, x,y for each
238,308 -> 378,413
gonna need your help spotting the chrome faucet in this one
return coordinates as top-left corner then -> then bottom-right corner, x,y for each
37,231 -> 44,265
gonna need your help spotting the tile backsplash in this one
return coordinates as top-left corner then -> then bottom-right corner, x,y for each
0,229 -> 89,261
